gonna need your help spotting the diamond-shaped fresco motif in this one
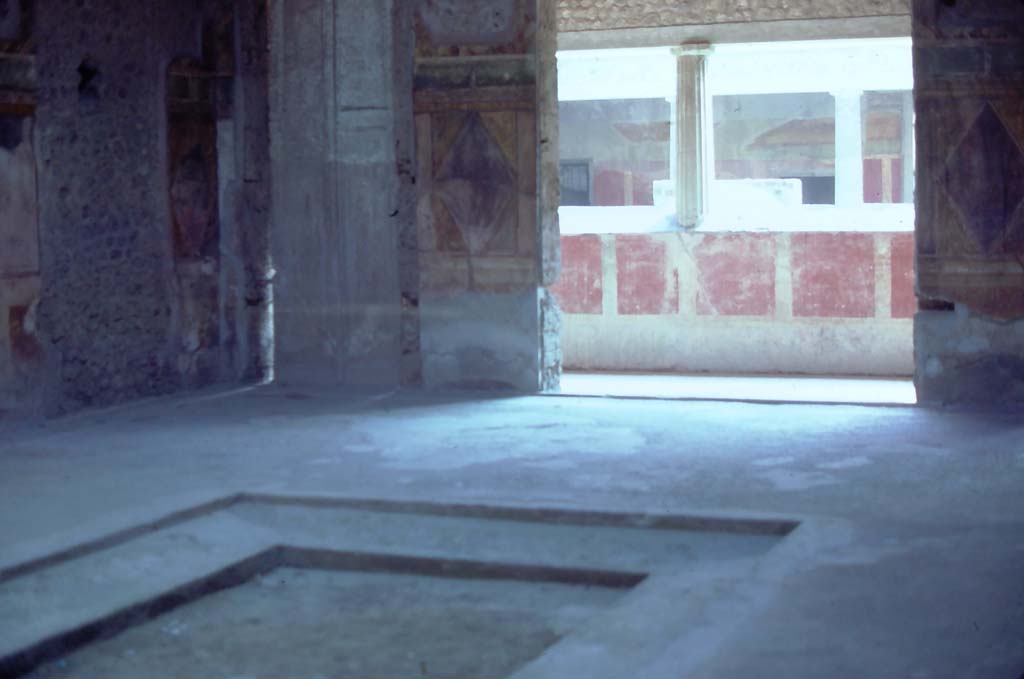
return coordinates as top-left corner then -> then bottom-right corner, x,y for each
943,104 -> 1024,253
479,112 -> 518,167
434,112 -> 517,255
432,112 -> 469,175
430,195 -> 468,252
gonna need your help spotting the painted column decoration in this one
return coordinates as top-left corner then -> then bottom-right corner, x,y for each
914,0 -> 1024,317
413,0 -> 559,391
166,7 -> 234,387
672,43 -> 710,228
0,0 -> 40,412
913,0 -> 1024,403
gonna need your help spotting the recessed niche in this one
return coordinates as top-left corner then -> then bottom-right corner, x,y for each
0,494 -> 797,679
23,564 -> 628,679
77,58 -> 100,102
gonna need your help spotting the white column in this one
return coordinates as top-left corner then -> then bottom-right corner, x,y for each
901,90 -> 916,204
832,90 -> 864,208
673,43 -> 712,228
667,94 -> 677,204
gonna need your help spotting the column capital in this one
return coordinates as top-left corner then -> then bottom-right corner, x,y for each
672,42 -> 713,58
830,89 -> 864,100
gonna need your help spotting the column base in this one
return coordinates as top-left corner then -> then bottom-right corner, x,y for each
915,307 -> 1024,405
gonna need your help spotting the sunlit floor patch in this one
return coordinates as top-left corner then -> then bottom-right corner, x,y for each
557,372 -> 917,405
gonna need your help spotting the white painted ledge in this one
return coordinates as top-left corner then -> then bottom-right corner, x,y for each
559,204 -> 915,235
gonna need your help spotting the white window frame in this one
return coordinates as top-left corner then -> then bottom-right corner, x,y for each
557,38 -> 916,235
557,47 -> 679,234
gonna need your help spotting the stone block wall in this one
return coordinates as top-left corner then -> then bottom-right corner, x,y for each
552,230 -> 914,375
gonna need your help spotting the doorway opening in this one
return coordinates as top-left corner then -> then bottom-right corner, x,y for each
549,37 -> 917,405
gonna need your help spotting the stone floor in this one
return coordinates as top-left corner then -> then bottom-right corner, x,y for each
1,494 -> 785,676
1,383 -> 1023,678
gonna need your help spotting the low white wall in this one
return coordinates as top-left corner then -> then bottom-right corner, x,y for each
552,230 -> 915,376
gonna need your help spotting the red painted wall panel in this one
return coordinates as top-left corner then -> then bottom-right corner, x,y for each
695,234 -> 776,316
864,158 -> 884,203
616,234 -> 678,315
594,170 -> 626,206
864,158 -> 905,204
550,235 -> 603,314
890,233 -> 916,318
792,233 -> 876,318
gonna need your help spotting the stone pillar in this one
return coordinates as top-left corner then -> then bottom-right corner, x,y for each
912,0 -> 1024,403
269,0 -> 403,387
536,0 -> 563,391
35,0 -> 208,413
672,44 -> 710,228
412,0 -> 559,391
832,89 -> 864,208
900,89 -> 915,204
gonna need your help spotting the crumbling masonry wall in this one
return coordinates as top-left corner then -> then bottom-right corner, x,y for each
0,0 -> 272,416
34,0 -> 205,412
